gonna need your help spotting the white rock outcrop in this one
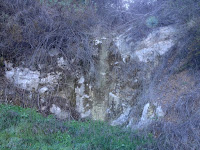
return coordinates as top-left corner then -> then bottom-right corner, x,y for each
134,26 -> 177,63
115,26 -> 177,64
5,64 -> 61,92
40,72 -> 61,86
5,67 -> 40,91
111,107 -> 131,126
75,76 -> 91,118
50,104 -> 69,119
39,87 -> 48,94
137,103 -> 165,128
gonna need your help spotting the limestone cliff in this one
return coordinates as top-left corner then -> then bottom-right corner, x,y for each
1,21 -> 200,130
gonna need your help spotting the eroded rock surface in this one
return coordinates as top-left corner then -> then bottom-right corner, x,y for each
3,24 -> 183,128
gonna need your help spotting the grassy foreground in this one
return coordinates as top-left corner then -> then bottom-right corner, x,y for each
0,104 -> 152,150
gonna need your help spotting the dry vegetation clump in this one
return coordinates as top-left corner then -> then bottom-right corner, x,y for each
0,0 -> 100,75
0,0 -> 199,74
181,23 -> 200,70
115,0 -> 200,42
144,88 -> 200,150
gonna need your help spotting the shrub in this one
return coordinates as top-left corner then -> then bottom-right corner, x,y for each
146,16 -> 158,28
0,0 -> 98,75
185,23 -> 200,69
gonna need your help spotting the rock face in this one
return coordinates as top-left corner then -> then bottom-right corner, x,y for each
110,26 -> 179,127
91,37 -> 112,121
4,24 -> 182,128
5,66 -> 40,91
5,63 -> 61,92
134,26 -> 177,63
75,76 -> 91,118
115,26 -> 177,63
50,104 -> 69,120
136,103 -> 164,129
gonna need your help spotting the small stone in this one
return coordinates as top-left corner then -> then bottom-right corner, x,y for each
39,87 -> 48,94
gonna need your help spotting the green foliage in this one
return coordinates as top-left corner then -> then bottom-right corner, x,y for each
0,104 -> 152,150
146,16 -> 158,28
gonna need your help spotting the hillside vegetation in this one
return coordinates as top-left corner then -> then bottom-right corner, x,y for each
0,0 -> 200,150
0,0 -> 200,71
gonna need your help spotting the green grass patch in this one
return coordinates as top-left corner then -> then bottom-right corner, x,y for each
0,104 -> 152,150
